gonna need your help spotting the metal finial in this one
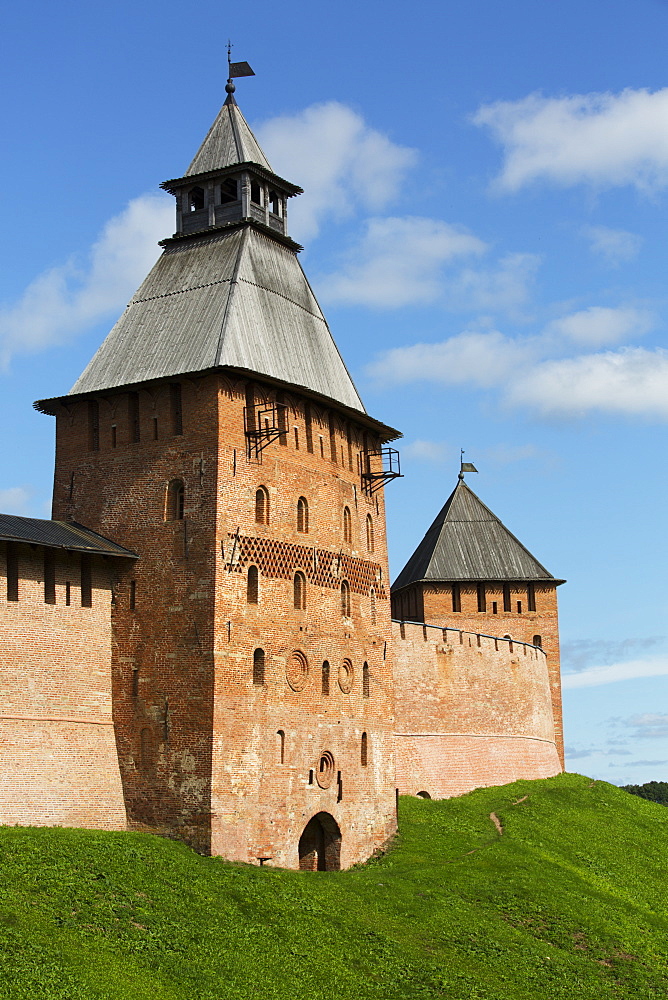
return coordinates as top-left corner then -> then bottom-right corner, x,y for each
226,40 -> 236,94
459,449 -> 479,480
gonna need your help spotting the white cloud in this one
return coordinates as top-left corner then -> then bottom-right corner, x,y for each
562,656 -> 668,689
257,102 -> 417,242
0,194 -> 173,368
317,216 -> 486,308
0,487 -> 31,514
545,306 -> 655,348
624,714 -> 668,740
474,87 -> 668,193
371,322 -> 668,420
509,347 -> 668,418
447,252 -> 540,314
368,329 -> 539,387
562,637 -> 667,673
582,225 -> 643,266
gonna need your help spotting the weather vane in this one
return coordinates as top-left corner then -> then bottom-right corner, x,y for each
459,449 -> 478,481
225,40 -> 255,97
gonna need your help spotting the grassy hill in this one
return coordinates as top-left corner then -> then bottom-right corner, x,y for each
1,773 -> 667,999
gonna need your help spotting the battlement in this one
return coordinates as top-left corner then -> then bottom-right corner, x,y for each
392,618 -> 545,659
391,617 -> 561,800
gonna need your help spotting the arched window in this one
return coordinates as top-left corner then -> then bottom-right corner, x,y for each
366,514 -> 374,552
343,506 -> 352,544
321,660 -> 330,696
297,496 -> 309,533
255,486 -> 269,524
362,662 -> 370,698
533,635 -> 542,648
188,186 -> 205,212
166,480 -> 185,521
294,571 -> 306,610
253,648 -> 265,686
361,732 -> 368,767
341,580 -> 351,617
247,566 -> 259,604
277,729 -> 285,764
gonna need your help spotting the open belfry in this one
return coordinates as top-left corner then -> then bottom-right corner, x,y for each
0,65 -> 564,870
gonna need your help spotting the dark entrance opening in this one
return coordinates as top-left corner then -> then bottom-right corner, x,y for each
298,812 -> 341,871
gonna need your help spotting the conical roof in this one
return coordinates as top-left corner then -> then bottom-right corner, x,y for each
66,225 -> 366,412
185,95 -> 271,175
392,479 -> 557,589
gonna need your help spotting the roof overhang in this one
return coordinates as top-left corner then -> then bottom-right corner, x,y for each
0,517 -> 138,559
33,365 -> 402,442
391,576 -> 566,591
161,162 -> 303,197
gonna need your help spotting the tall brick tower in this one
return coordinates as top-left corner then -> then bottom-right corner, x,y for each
390,473 -> 565,769
36,78 -> 400,869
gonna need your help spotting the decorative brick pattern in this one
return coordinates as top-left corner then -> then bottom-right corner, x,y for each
229,533 -> 387,597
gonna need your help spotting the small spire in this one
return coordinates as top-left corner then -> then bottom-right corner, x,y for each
225,41 -> 255,102
459,449 -> 479,481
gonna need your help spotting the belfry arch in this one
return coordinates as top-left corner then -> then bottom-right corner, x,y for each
298,812 -> 341,871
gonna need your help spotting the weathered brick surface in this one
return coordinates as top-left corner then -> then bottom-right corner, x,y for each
392,621 -> 561,798
0,542 -> 126,829
392,581 -> 564,768
50,372 -> 397,866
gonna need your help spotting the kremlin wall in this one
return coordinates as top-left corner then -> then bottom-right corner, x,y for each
0,76 -> 564,871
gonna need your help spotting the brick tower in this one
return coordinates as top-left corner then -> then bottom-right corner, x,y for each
36,79 -> 400,869
390,473 -> 565,770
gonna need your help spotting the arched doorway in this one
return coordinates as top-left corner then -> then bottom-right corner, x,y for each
417,791 -> 431,799
298,812 -> 341,871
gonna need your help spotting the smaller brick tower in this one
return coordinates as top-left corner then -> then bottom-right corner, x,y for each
391,472 -> 564,794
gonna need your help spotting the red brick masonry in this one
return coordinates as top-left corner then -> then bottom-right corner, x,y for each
392,621 -> 561,798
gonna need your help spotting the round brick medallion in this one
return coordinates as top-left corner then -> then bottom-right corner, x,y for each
315,750 -> 335,788
338,658 -> 354,694
286,649 -> 309,691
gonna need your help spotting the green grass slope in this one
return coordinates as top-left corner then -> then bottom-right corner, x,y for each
1,773 -> 667,999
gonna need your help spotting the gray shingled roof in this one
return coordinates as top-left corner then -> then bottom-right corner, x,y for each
392,480 -> 558,590
67,225 -> 366,412
186,95 -> 271,175
0,514 -> 137,558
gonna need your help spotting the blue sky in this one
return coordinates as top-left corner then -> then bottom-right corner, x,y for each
2,0 -> 668,786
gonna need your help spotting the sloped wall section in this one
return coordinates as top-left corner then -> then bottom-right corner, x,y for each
393,621 -> 561,799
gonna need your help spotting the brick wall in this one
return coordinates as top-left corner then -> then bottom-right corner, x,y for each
392,580 -> 564,768
392,621 -> 561,798
0,541 -> 126,829
49,371 -> 397,867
